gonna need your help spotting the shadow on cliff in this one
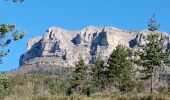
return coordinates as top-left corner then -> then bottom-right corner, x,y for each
71,29 -> 109,63
19,39 -> 42,66
90,29 -> 109,63
129,33 -> 140,48
71,34 -> 81,45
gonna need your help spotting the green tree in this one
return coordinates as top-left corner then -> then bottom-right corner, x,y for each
0,24 -> 25,64
137,15 -> 167,94
71,56 -> 88,94
91,56 -> 106,91
107,44 -> 136,93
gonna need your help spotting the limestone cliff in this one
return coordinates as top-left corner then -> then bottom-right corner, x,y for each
20,26 -> 137,66
9,26 -> 170,75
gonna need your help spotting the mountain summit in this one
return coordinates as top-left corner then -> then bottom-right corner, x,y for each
9,26 -> 170,75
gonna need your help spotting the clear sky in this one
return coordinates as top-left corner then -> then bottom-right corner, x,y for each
0,0 -> 170,71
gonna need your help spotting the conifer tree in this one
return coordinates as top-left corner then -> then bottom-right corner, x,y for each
91,56 -> 106,91
0,24 -> 25,64
71,56 -> 88,93
138,15 -> 167,94
91,57 -> 102,83
107,44 -> 136,93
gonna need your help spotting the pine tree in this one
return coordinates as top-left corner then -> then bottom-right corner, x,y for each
0,24 -> 25,64
107,44 -> 136,93
138,15 -> 167,94
91,56 -> 106,91
91,57 -> 102,83
71,56 -> 88,93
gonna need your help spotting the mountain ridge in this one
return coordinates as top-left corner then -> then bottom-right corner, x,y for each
8,26 -> 170,75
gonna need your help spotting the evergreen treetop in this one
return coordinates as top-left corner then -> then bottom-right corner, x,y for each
72,56 -> 88,86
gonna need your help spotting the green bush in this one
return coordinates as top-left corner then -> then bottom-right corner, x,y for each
157,83 -> 169,94
0,75 -> 9,99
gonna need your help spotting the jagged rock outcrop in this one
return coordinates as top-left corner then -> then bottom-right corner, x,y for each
20,26 -> 138,67
9,26 -> 170,75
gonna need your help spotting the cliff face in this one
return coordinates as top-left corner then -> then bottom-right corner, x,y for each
9,26 -> 170,75
19,26 -> 138,67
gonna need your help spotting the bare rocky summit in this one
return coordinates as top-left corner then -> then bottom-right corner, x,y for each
8,26 -> 170,75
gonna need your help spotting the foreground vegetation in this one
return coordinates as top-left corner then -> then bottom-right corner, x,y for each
5,93 -> 170,100
0,74 -> 170,100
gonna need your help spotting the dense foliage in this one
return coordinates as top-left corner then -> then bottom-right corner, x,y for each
0,74 -> 169,100
91,57 -> 106,92
136,15 -> 168,94
0,74 -> 71,99
107,44 -> 136,93
68,56 -> 90,95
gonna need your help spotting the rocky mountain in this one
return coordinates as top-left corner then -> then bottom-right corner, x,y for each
8,26 -> 170,75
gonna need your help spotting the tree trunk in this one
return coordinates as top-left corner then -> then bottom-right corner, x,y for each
150,75 -> 153,94
150,65 -> 153,94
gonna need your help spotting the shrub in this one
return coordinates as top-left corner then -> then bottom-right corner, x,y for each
0,75 -> 9,99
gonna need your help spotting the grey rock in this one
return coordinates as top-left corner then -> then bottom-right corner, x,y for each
9,26 -> 170,75
20,26 -> 137,67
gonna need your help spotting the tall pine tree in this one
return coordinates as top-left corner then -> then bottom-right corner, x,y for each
71,56 -> 88,93
107,44 -> 136,93
138,14 -> 167,93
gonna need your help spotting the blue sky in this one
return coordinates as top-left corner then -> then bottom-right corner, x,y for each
0,0 -> 170,71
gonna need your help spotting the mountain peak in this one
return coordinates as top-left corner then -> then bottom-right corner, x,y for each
8,26 -> 170,75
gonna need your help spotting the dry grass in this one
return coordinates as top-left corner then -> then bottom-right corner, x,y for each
4,92 -> 170,100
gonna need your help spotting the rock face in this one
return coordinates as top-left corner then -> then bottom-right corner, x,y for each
20,26 -> 137,67
9,26 -> 170,75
